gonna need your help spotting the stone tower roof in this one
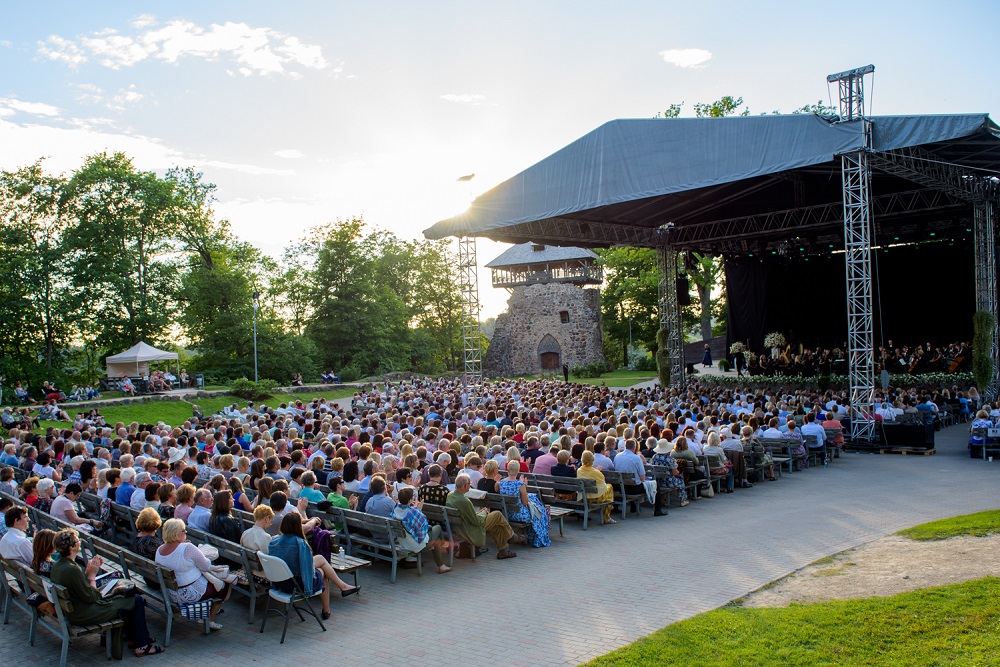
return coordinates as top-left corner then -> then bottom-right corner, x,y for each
485,243 -> 598,268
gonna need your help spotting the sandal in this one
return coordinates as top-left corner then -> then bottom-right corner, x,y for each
680,500 -> 689,507
496,549 -> 517,559
134,643 -> 165,657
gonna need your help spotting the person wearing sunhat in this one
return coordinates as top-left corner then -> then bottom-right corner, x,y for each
651,438 -> 689,507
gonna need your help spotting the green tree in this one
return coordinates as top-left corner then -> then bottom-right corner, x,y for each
596,247 -> 660,367
62,152 -> 180,353
0,162 -> 74,369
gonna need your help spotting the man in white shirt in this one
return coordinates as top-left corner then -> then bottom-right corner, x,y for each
800,413 -> 828,464
0,507 -> 33,566
130,472 -> 153,512
762,417 -> 784,439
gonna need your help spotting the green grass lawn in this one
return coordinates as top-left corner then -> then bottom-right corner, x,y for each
586,577 -> 1000,667
38,388 -> 355,430
895,509 -> 1000,541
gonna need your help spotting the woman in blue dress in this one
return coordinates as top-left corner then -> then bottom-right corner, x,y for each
650,439 -> 689,506
500,461 -> 550,547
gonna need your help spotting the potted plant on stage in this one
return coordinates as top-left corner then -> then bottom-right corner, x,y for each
764,332 -> 786,360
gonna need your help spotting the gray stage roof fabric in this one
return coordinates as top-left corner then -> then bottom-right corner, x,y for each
423,113 -> 999,246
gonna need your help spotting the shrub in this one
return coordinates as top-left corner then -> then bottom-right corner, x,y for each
717,359 -> 731,372
634,353 -> 658,372
339,365 -> 361,383
229,377 -> 278,401
572,361 -> 607,378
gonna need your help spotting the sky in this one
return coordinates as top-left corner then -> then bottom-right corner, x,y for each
2,1 -> 998,318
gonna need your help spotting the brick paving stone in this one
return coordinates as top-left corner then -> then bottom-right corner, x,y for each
4,424 -> 996,666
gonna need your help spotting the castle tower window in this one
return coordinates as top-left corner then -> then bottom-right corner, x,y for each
559,310 -> 570,324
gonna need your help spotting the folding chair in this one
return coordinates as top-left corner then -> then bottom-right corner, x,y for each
257,553 -> 327,643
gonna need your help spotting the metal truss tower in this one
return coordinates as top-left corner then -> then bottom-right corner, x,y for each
830,65 -> 877,442
457,234 -> 483,397
657,246 -> 685,388
974,202 -> 1000,400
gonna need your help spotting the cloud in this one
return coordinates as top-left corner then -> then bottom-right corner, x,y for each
0,98 -> 61,117
659,48 -> 712,68
38,35 -> 87,67
274,149 -> 304,159
107,86 -> 144,111
441,93 -> 485,104
131,14 -> 157,29
37,19 -> 329,77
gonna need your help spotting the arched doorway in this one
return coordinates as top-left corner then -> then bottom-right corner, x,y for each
537,334 -> 561,371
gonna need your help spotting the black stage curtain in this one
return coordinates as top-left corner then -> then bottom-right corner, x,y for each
725,241 -> 974,353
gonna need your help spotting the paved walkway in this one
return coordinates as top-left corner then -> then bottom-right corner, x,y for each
4,424 -> 996,666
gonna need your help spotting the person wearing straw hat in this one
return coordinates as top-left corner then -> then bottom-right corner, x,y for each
651,438 -> 689,508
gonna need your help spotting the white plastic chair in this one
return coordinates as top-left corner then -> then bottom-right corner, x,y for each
256,553 -> 327,643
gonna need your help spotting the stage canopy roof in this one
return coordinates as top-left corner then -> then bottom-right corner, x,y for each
424,113 -> 1000,254
106,341 -> 178,377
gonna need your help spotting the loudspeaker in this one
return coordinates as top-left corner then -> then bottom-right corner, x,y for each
677,276 -> 691,306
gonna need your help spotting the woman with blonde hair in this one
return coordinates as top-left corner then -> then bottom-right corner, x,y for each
576,450 -> 615,523
506,446 -> 528,473
155,519 -> 230,629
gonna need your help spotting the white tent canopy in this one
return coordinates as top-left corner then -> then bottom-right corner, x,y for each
105,341 -> 179,378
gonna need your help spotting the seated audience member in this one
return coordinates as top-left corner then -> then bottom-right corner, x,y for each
134,507 -> 165,561
52,528 -> 164,657
392,487 -> 451,573
268,512 -> 358,621
0,507 -> 33,566
31,528 -> 57,576
477,459 -> 502,494
499,460 -> 551,547
241,505 -> 275,554
418,464 -> 450,506
50,482 -> 102,531
325,476 -> 358,511
187,489 -> 213,531
576,451 -> 616,524
208,490 -> 244,543
155,518 -> 230,630
364,477 -> 395,517
447,474 -> 517,559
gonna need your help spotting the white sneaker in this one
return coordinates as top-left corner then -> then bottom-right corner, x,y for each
209,621 -> 223,631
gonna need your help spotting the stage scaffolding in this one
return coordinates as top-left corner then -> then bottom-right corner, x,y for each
657,246 -> 685,387
832,65 -> 877,442
458,234 -> 483,397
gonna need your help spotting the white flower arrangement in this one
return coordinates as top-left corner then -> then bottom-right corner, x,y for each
729,342 -> 747,355
764,332 -> 787,349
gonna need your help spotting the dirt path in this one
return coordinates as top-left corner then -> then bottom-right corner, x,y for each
740,533 -> 1000,608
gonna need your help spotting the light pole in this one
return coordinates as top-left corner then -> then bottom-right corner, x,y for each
628,316 -> 633,368
252,292 -> 260,382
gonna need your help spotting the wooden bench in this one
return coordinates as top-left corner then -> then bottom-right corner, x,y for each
757,437 -> 800,472
674,459 -> 705,499
17,561 -> 123,667
0,556 -> 32,625
698,455 -> 729,494
644,465 -> 684,508
470,490 -> 570,538
601,470 -> 647,519
82,530 -> 218,644
420,502 -> 466,565
824,428 -> 844,461
524,474 -> 610,529
336,508 -> 425,583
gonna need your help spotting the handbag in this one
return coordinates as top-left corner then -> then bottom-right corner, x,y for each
701,482 -> 715,498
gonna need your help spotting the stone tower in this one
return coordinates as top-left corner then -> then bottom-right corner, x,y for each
484,243 -> 606,376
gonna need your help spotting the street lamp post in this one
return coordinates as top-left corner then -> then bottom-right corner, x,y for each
252,292 -> 260,382
628,316 -> 633,368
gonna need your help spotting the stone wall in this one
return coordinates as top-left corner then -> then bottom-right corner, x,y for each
485,282 -> 605,376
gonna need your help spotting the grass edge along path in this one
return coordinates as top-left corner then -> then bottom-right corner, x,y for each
895,508 -> 1000,541
584,577 -> 1000,667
